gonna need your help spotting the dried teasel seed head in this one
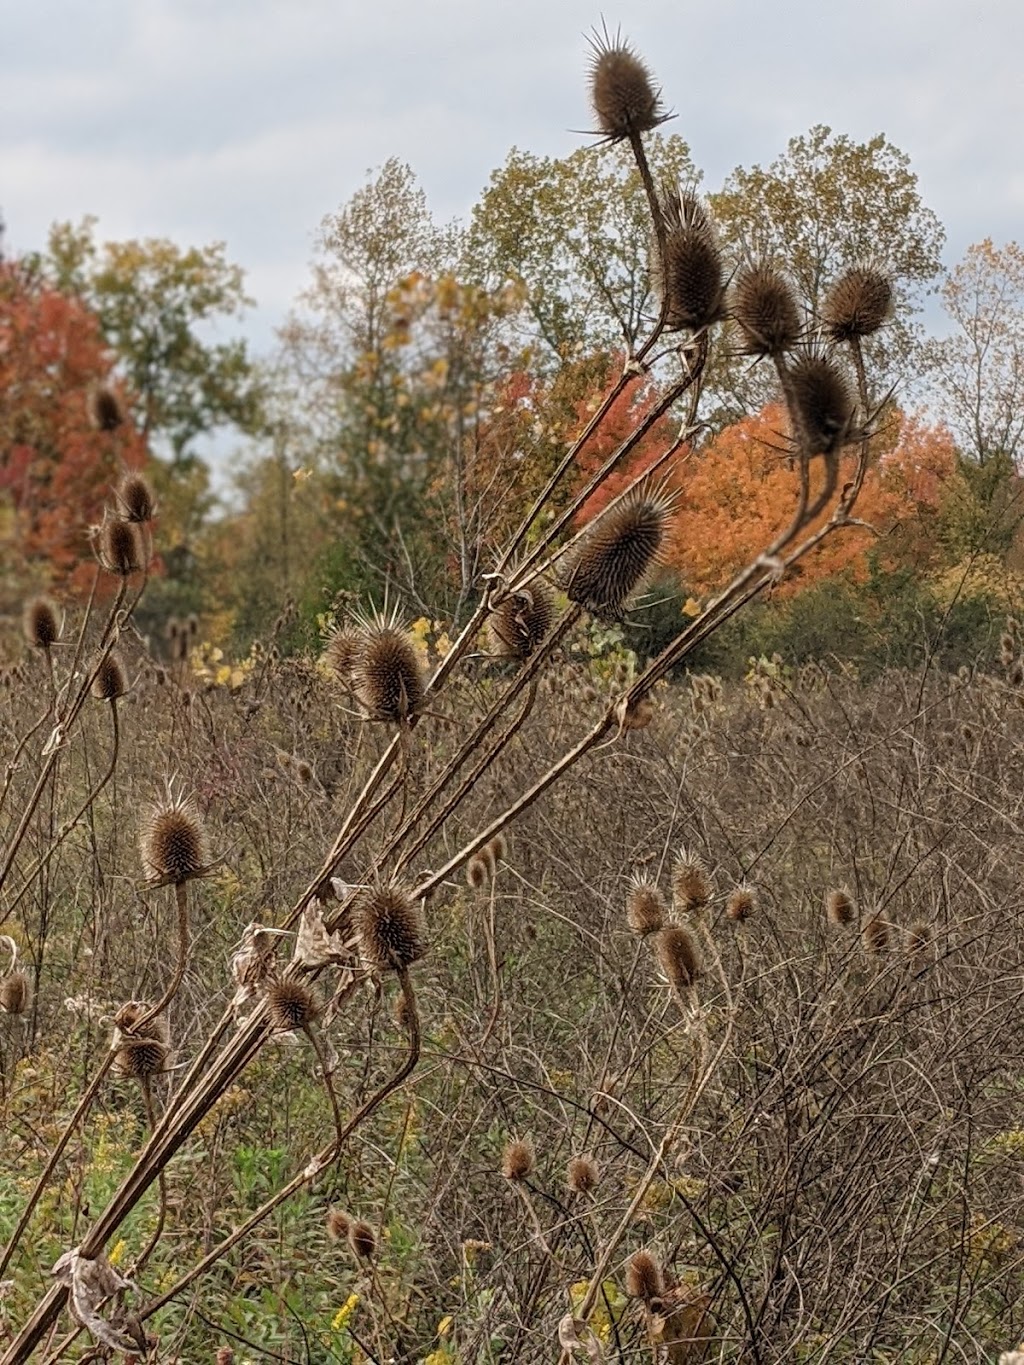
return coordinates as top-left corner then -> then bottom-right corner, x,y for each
348,1219 -> 376,1260
355,883 -> 425,973
731,263 -> 802,356
487,833 -> 507,866
0,969 -> 31,1016
822,266 -> 893,342
266,979 -> 320,1031
140,793 -> 209,886
655,189 -> 725,333
324,627 -> 360,684
655,925 -> 702,990
671,850 -> 711,913
626,878 -> 667,936
565,488 -> 674,617
466,856 -> 489,889
786,352 -> 857,456
726,885 -> 757,922
351,608 -> 425,723
587,27 -> 669,144
861,913 -> 891,956
115,471 -> 156,524
88,385 -> 127,432
625,1248 -> 664,1301
825,887 -> 856,926
906,921 -> 931,954
91,651 -> 128,701
486,579 -> 555,659
216,1349 -> 235,1365
620,695 -> 655,730
502,1137 -> 535,1182
112,1002 -> 171,1079
23,596 -> 61,650
567,1155 -> 600,1195
326,1208 -> 351,1242
97,518 -> 147,577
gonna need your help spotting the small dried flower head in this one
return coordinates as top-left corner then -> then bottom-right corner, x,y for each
91,651 -> 128,702
0,969 -> 31,1016
626,878 -> 667,936
786,352 -> 857,457
726,885 -> 757,922
906,921 -> 931,954
89,385 -> 127,432
266,979 -> 320,1032
487,833 -> 508,866
351,607 -> 425,723
671,850 -> 711,912
502,1137 -> 535,1182
656,925 -> 702,990
356,883 -> 425,973
326,1208 -> 351,1242
731,263 -> 802,356
216,1349 -> 235,1365
112,1002 -> 171,1079
140,792 -> 209,886
466,855 -> 489,889
656,189 -> 726,333
348,1220 -> 376,1260
97,518 -> 146,577
861,913 -> 891,956
567,1155 -> 600,1195
294,758 -> 314,785
23,596 -> 61,650
822,266 -> 893,341
565,487 -> 674,617
587,26 -> 669,143
115,472 -> 156,524
625,1248 -> 664,1301
619,694 -> 655,730
486,579 -> 555,659
825,887 -> 856,926
324,627 -> 360,684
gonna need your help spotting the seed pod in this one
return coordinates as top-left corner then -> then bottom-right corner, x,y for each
266,979 -> 320,1031
355,883 -> 425,973
906,921 -> 931,954
786,353 -> 856,456
88,385 -> 126,432
671,851 -> 711,912
565,489 -> 673,617
487,833 -> 508,866
97,519 -> 146,577
0,969 -> 31,1016
324,627 -> 360,684
656,925 -> 702,990
726,885 -> 757,922
140,794 -> 209,886
466,856 -> 489,889
92,651 -> 128,701
112,1002 -> 171,1079
825,887 -> 856,926
502,1137 -> 535,1182
115,472 -> 156,524
656,190 -> 725,333
567,1155 -> 600,1195
588,28 -> 668,143
23,596 -> 61,650
822,266 -> 893,341
625,1248 -> 664,1301
486,579 -> 555,659
351,611 -> 424,723
626,878 -> 667,936
348,1220 -> 376,1260
731,263 -> 802,356
861,914 -> 891,956
326,1208 -> 351,1242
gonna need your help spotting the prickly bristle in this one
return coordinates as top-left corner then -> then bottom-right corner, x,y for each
862,914 -> 891,956
0,969 -> 31,1016
589,33 -> 667,143
726,885 -> 757,922
355,883 -> 425,973
116,472 -> 156,524
501,1137 -> 534,1182
731,264 -> 802,356
826,887 -> 856,926
266,979 -> 320,1031
786,353 -> 856,456
99,519 -> 146,577
567,1154 -> 600,1195
92,651 -> 128,701
625,1248 -> 664,1301
352,622 -> 424,723
324,628 -> 360,684
23,596 -> 61,650
140,797 -> 208,886
658,224 -> 726,334
822,266 -> 893,341
655,925 -> 702,990
89,386 -> 126,432
566,490 -> 672,617
326,1208 -> 351,1242
626,879 -> 667,936
486,580 -> 555,659
348,1220 -> 376,1260
671,852 -> 711,912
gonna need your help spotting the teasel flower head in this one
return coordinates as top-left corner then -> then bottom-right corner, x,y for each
587,25 -> 670,144
0,968 -> 31,1016
348,1220 -> 377,1260
96,517 -> 147,578
350,604 -> 425,723
626,876 -> 667,936
822,265 -> 893,342
731,263 -> 802,356
115,471 -> 156,524
825,887 -> 856,926
324,626 -> 360,685
326,1208 -> 351,1242
501,1136 -> 535,1182
655,924 -> 702,990
861,913 -> 891,956
726,884 -> 757,922
906,920 -> 931,955
567,1154 -> 600,1195
355,882 -> 425,973
140,789 -> 210,886
23,595 -> 62,650
625,1248 -> 664,1301
671,849 -> 712,913
486,578 -> 555,659
88,384 -> 127,432
565,485 -> 675,617
655,188 -> 726,334
785,349 -> 857,457
112,1002 -> 172,1080
91,650 -> 128,702
466,855 -> 489,889
266,978 -> 320,1032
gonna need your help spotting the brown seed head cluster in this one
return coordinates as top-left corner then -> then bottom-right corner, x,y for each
140,794 -> 209,886
906,921 -> 931,954
23,596 -> 61,650
625,1248 -> 664,1301
786,352 -> 856,456
356,883 -> 425,973
486,579 -> 555,659
731,263 -> 802,356
565,489 -> 673,617
825,887 -> 856,926
656,925 -> 702,990
348,1220 -> 377,1260
0,969 -> 31,1016
115,472 -> 156,524
822,266 -> 893,342
862,914 -> 891,956
112,1002 -> 172,1080
91,651 -> 128,702
588,29 -> 668,143
351,612 -> 425,723
266,979 -> 320,1032
326,1208 -> 351,1242
567,1154 -> 600,1195
97,518 -> 147,577
89,385 -> 126,432
324,627 -> 360,684
501,1137 -> 535,1182
726,885 -> 757,922
671,850 -> 712,913
626,878 -> 667,936
657,189 -> 726,334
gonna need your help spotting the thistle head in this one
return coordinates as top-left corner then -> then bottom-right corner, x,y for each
0,969 -> 31,1016
91,651 -> 128,702
112,1002 -> 172,1080
266,979 -> 320,1032
825,887 -> 856,926
96,518 -> 147,578
726,885 -> 757,922
655,188 -> 726,334
861,913 -> 891,956
671,849 -> 711,913
88,385 -> 127,432
567,1154 -> 600,1195
348,1220 -> 376,1260
625,1248 -> 664,1301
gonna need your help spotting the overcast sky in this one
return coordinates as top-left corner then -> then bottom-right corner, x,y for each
3,0 -> 1023,358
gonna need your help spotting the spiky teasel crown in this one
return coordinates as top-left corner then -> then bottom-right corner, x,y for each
501,1137 -> 535,1182
96,517 -> 147,577
323,626 -> 360,684
822,265 -> 893,342
825,887 -> 856,926
347,1220 -> 376,1260
626,876 -> 667,936
671,849 -> 711,913
0,969 -> 31,1016
349,604 -> 425,723
784,348 -> 857,457
112,1002 -> 172,1079
486,577 -> 555,660
861,913 -> 891,956
587,24 -> 671,144
565,485 -> 675,618
355,882 -> 425,973
88,385 -> 127,432
567,1154 -> 600,1195
23,596 -> 61,650
266,979 -> 320,1032
731,263 -> 803,357
655,188 -> 726,334
655,924 -> 702,990
625,1248 -> 664,1301
115,471 -> 156,524
91,650 -> 128,701
726,884 -> 757,922
140,789 -> 210,886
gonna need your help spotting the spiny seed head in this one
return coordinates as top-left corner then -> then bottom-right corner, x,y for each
486,579 -> 555,659
731,264 -> 802,356
324,627 -> 360,684
862,914 -> 891,956
906,921 -> 931,954
620,695 -> 655,731
726,885 -> 757,922
671,851 -> 711,912
115,472 -> 156,524
266,979 -> 319,1031
656,191 -> 725,334
140,794 -> 208,886
23,596 -> 61,650
112,1003 -> 171,1079
626,878 -> 667,936
826,887 -> 856,926
588,28 -> 669,144
502,1137 -> 535,1182
348,1220 -> 376,1260
326,1208 -> 351,1242
355,883 -> 425,973
567,1155 -> 600,1195
566,489 -> 673,617
786,352 -> 856,456
0,969 -> 31,1016
97,518 -> 146,577
626,1248 -> 664,1301
351,610 -> 424,723
656,925 -> 702,990
466,856 -> 489,889
487,833 -> 508,866
822,266 -> 893,341
91,651 -> 128,701
89,385 -> 127,432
